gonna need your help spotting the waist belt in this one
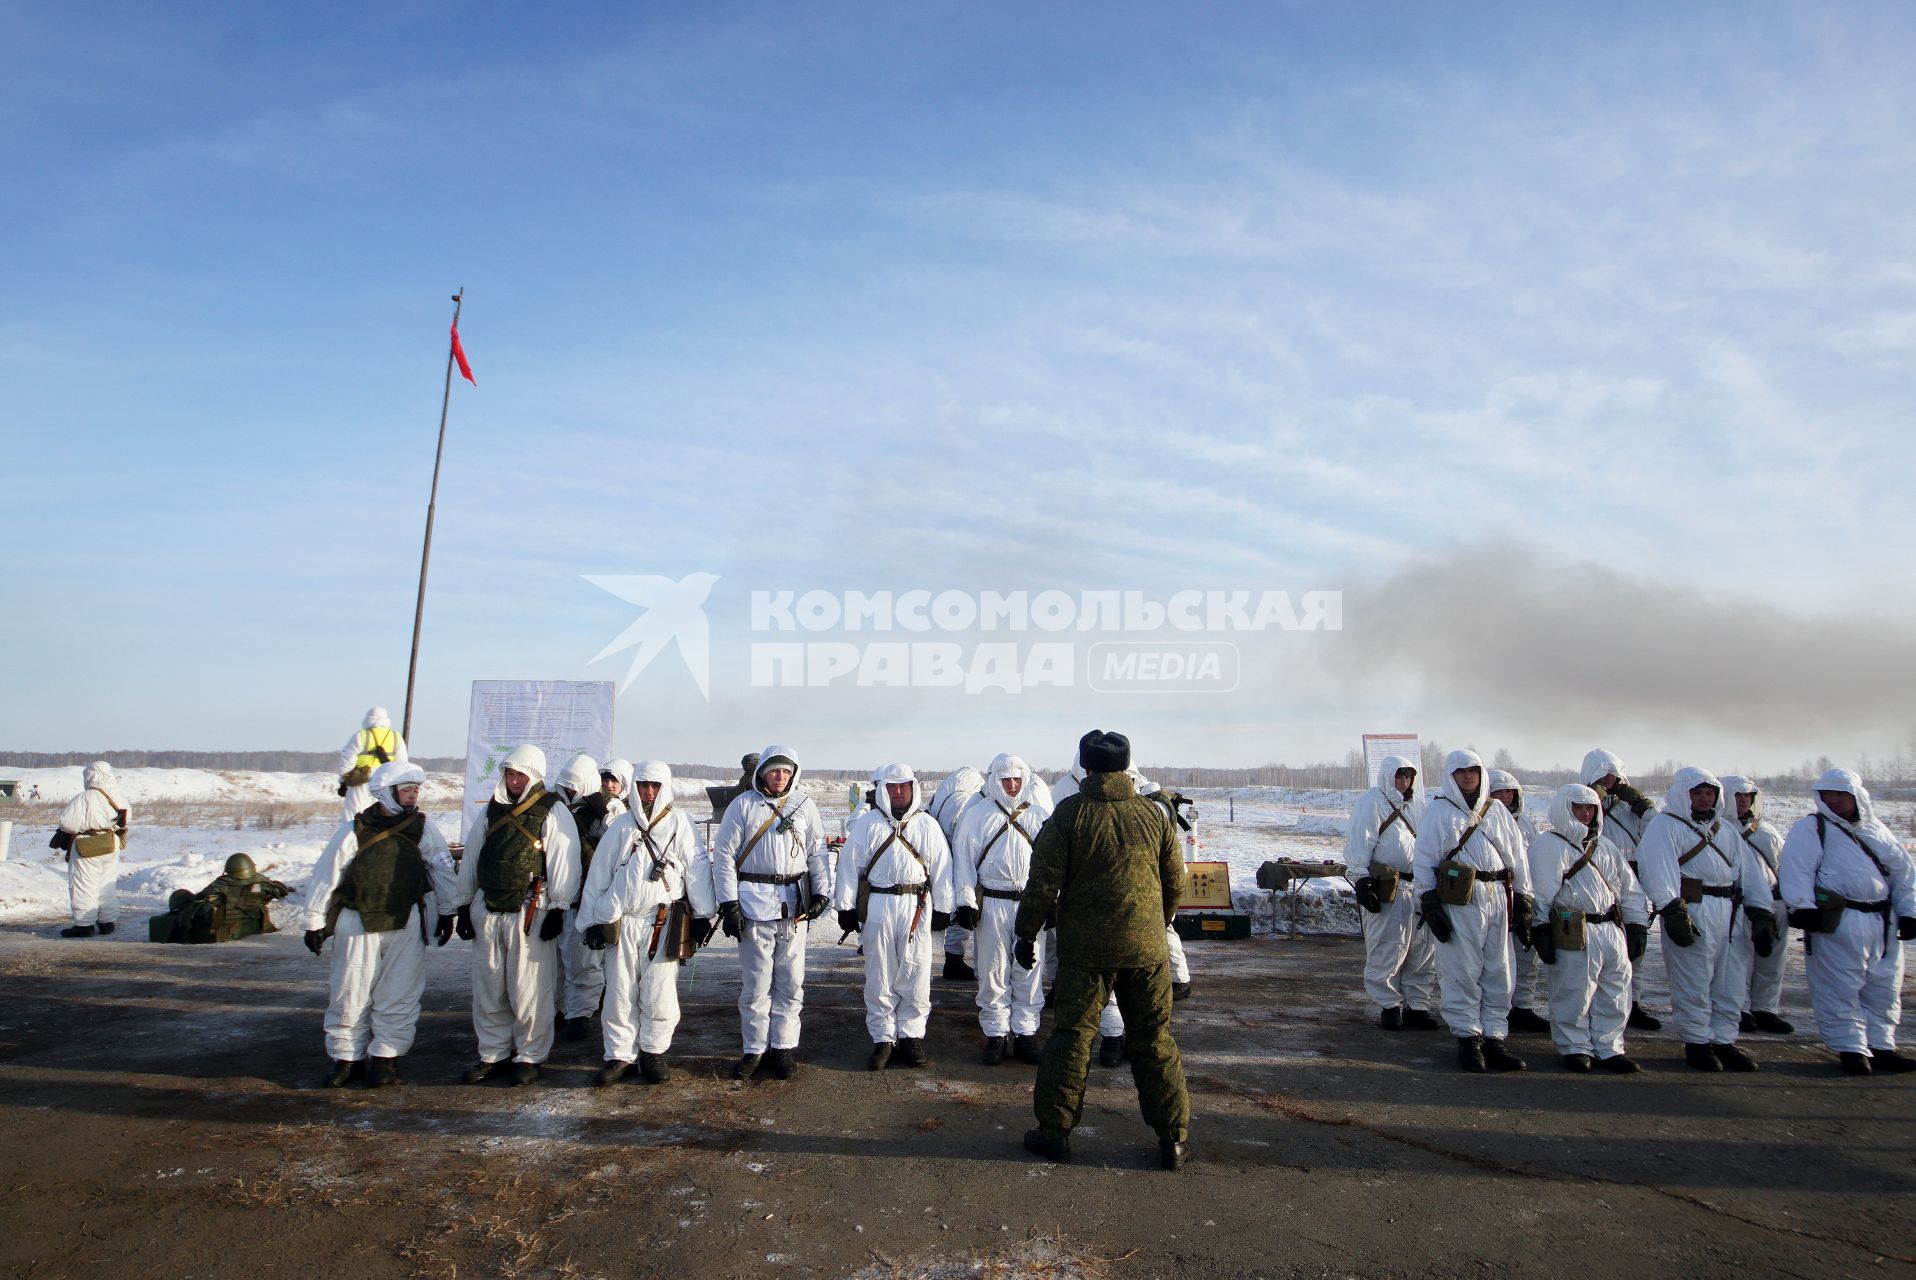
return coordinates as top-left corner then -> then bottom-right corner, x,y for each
1695,884 -> 1736,899
869,883 -> 928,896
979,886 -> 1023,901
1846,898 -> 1892,914
1585,906 -> 1622,926
82,828 -> 115,837
738,872 -> 805,886
1475,869 -> 1512,884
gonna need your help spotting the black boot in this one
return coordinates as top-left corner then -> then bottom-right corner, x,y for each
565,1016 -> 589,1043
1840,1051 -> 1873,1076
895,1038 -> 928,1068
1738,1011 -> 1757,1034
868,1042 -> 893,1071
1023,1128 -> 1071,1164
1483,1038 -> 1527,1072
323,1059 -> 359,1088
59,924 -> 97,938
943,953 -> 976,981
1458,1036 -> 1487,1073
981,1036 -> 1007,1065
1013,1034 -> 1043,1064
1403,1008 -> 1444,1031
1097,1035 -> 1127,1068
1158,1138 -> 1189,1170
461,1060 -> 506,1085
1871,1049 -> 1916,1074
1508,1006 -> 1552,1034
1685,1043 -> 1723,1072
1171,982 -> 1192,1001
733,1052 -> 763,1081
1712,1043 -> 1757,1073
367,1056 -> 399,1088
1752,1010 -> 1795,1034
1628,1004 -> 1663,1031
511,1061 -> 540,1087
1597,1054 -> 1642,1074
639,1052 -> 672,1083
95,921 -> 116,936
1379,1005 -> 1404,1031
1562,1054 -> 1593,1073
595,1060 -> 632,1086
768,1048 -> 797,1079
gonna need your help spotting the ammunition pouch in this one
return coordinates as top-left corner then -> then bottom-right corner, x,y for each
1809,886 -> 1848,933
1550,905 -> 1588,952
341,766 -> 373,789
855,879 -> 871,927
1661,900 -> 1699,948
1436,859 -> 1477,907
662,899 -> 698,962
1369,864 -> 1403,905
73,831 -> 118,859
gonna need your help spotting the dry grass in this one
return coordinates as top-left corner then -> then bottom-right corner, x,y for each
852,1231 -> 1132,1280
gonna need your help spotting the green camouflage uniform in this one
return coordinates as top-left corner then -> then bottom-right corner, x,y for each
1016,771 -> 1189,1143
194,868 -> 291,942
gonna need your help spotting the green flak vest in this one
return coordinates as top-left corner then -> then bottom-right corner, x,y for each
478,789 -> 561,913
569,793 -> 612,877
344,810 -> 431,933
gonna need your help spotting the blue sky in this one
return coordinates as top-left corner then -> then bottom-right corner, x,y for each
5,2 -> 1916,775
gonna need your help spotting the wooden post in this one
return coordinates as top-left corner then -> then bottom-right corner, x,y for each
402,289 -> 463,744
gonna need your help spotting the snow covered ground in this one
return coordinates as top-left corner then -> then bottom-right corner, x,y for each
2,768 -> 1907,936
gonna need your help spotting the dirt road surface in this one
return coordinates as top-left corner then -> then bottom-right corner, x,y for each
1,923 -> 1912,1279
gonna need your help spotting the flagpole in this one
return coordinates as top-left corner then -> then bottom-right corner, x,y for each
402,288 -> 464,744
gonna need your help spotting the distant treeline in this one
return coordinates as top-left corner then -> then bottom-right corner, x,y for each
0,750 -> 467,772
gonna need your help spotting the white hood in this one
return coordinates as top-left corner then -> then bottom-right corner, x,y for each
1545,783 -> 1603,844
1719,773 -> 1762,824
930,766 -> 984,818
1659,766 -> 1724,822
1812,767 -> 1896,840
871,762 -> 923,820
82,760 -> 119,801
1373,754 -> 1421,805
1579,749 -> 1627,788
1437,748 -> 1489,818
983,752 -> 1034,807
630,759 -> 672,817
602,758 -> 636,804
755,744 -> 802,798
364,706 -> 392,730
371,761 -> 427,814
491,744 -> 548,804
555,752 -> 600,803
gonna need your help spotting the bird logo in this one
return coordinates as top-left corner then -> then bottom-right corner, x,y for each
584,572 -> 719,699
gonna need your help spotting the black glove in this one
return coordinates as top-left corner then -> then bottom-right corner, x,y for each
837,909 -> 861,935
1900,916 -> 1916,942
953,905 -> 980,931
1661,901 -> 1698,948
690,916 -> 717,948
931,910 -> 952,931
1746,907 -> 1778,958
455,904 -> 475,941
1354,876 -> 1382,915
1530,922 -> 1556,965
1419,890 -> 1453,944
1014,937 -> 1037,970
1042,906 -> 1058,931
804,892 -> 831,921
434,914 -> 455,947
303,929 -> 326,956
539,908 -> 566,942
583,923 -> 609,951
1787,907 -> 1822,931
1625,922 -> 1649,961
718,901 -> 743,939
1511,894 -> 1535,937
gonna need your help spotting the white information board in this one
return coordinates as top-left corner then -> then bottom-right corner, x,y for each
462,680 -> 616,843
1362,734 -> 1421,789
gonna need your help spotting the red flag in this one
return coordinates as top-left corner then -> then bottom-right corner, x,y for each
450,320 -> 476,385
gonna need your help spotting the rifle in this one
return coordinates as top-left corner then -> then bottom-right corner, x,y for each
521,874 -> 545,937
